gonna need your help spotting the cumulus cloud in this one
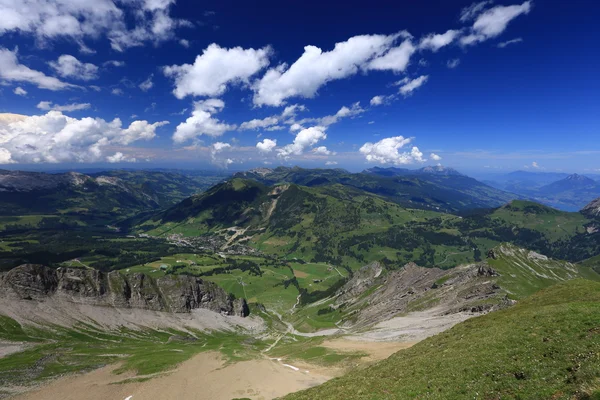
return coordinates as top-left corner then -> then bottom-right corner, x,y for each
366,39 -> 416,72
252,33 -> 406,106
277,126 -> 327,159
0,48 -> 79,90
172,99 -> 236,144
111,88 -> 124,95
163,44 -> 271,98
240,116 -> 279,131
396,75 -> 429,96
447,58 -> 461,69
256,138 -> 277,153
209,141 -> 233,167
0,0 -> 191,52
419,30 -> 461,51
359,136 -> 427,165
460,1 -> 532,45
179,39 -> 190,48
370,96 -> 384,106
497,38 -> 523,48
36,101 -> 91,112
106,151 -> 135,163
0,111 -> 167,164
312,146 -> 334,155
49,55 -> 98,81
325,161 -> 338,166
13,87 -> 27,96
430,153 -> 442,161
139,74 -> 154,91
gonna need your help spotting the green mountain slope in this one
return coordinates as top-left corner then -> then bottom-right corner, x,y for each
236,166 -> 518,213
283,279 -> 600,400
136,181 -> 600,269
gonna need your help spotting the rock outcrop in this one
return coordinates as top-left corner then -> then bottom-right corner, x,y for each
0,264 -> 249,317
332,261 -> 504,329
582,197 -> 600,217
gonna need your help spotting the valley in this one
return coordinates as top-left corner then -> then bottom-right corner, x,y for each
0,167 -> 599,399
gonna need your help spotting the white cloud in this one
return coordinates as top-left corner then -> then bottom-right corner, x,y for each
90,85 -> 101,91
461,1 -> 532,45
497,38 -> 523,48
240,116 -> 279,131
370,95 -> 395,106
370,96 -> 384,106
289,123 -> 304,132
107,151 -> 135,163
325,161 -> 338,166
209,141 -> 233,167
36,101 -> 91,112
0,111 -> 167,164
111,88 -> 124,95
396,75 -> 429,96
277,126 -> 327,159
365,39 -> 415,73
316,102 -> 364,126
0,48 -> 79,90
13,87 -> 27,96
172,99 -> 236,144
163,44 -> 271,98
281,104 -> 306,119
179,39 -> 190,48
256,138 -> 277,153
139,74 -> 154,91
419,30 -> 461,51
0,0 -> 192,52
359,136 -> 426,165
532,161 -> 540,169
48,55 -> 99,81
460,1 -> 494,22
447,58 -> 461,69
430,153 -> 442,161
312,146 -> 334,155
253,33 -> 403,106
103,60 -> 125,67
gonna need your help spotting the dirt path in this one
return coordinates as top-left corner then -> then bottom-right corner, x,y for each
12,352 -> 331,400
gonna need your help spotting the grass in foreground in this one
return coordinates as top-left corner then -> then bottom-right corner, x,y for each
283,279 -> 600,400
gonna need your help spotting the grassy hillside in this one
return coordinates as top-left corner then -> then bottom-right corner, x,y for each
283,279 -> 600,400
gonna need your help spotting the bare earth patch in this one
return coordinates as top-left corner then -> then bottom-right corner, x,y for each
12,352 -> 331,400
293,270 -> 309,278
321,339 -> 416,362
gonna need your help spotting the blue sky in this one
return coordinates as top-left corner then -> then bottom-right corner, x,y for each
0,0 -> 598,173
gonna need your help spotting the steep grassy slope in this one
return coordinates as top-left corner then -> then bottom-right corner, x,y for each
284,280 -> 600,400
489,243 -> 600,298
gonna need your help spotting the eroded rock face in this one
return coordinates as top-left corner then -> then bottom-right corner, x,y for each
0,264 -> 249,317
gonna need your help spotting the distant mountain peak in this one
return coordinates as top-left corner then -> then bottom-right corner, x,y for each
565,173 -> 594,183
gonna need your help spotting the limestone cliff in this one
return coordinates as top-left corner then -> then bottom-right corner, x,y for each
0,264 -> 249,317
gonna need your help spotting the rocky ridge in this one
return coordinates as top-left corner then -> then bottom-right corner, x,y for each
0,264 -> 248,317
